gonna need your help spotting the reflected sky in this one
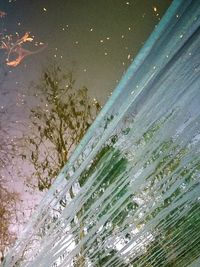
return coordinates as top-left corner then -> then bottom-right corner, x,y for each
0,0 -> 171,105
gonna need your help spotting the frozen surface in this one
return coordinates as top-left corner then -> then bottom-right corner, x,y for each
3,0 -> 200,266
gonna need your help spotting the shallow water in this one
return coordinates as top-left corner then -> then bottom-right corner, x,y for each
3,0 -> 200,266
